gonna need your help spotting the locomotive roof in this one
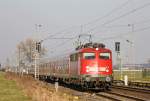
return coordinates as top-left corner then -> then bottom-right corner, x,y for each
70,42 -> 111,55
78,47 -> 112,53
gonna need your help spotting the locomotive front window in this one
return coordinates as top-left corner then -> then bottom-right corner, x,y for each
99,53 -> 110,59
83,53 -> 95,59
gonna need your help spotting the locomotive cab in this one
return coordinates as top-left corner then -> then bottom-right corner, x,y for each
79,47 -> 112,89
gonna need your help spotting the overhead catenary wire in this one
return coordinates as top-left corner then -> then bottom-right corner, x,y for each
42,25 -> 150,64
95,26 -> 150,42
41,0 -> 131,42
38,0 -> 132,51
133,19 -> 150,25
83,18 -> 150,41
48,23 -> 150,56
49,22 -> 150,54
53,25 -> 150,54
35,0 -> 150,47
54,1 -> 150,44
58,26 -> 150,58
82,0 -> 131,27
41,25 -> 79,41
87,2 -> 150,33
100,19 -> 150,28
43,2 -> 150,58
55,1 -> 150,44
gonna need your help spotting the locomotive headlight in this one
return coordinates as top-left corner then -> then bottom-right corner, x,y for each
106,76 -> 111,82
86,66 -> 89,72
106,68 -> 109,72
105,66 -> 109,72
86,66 -> 89,68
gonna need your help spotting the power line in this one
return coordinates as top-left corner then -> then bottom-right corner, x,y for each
38,1 -> 134,54
85,18 -> 150,36
40,0 -> 131,42
50,47 -> 74,59
49,34 -> 93,53
48,38 -> 75,52
101,24 -> 131,28
96,26 -> 150,42
47,20 -> 150,56
39,1 -> 150,45
87,2 -> 150,33
42,25 -> 79,41
41,37 -> 75,42
41,2 -> 150,58
47,25 -> 150,60
83,0 -> 131,27
133,26 -> 150,33
48,24 -> 129,51
48,24 -> 150,55
133,19 -> 150,25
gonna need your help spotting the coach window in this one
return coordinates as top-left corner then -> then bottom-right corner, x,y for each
83,53 -> 95,59
70,54 -> 73,61
99,53 -> 110,60
70,53 -> 78,61
75,53 -> 78,61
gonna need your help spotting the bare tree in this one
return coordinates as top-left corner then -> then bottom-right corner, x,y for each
16,38 -> 47,64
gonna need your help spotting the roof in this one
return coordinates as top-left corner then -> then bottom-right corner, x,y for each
78,47 -> 112,53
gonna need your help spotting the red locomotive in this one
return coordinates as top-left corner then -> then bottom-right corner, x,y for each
38,42 -> 112,90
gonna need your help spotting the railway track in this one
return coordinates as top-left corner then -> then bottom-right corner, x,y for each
96,91 -> 146,101
44,79 -> 149,101
112,85 -> 150,94
96,93 -> 121,101
113,80 -> 150,89
45,82 -> 149,101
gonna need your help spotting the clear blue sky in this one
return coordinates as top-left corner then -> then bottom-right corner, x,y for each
0,0 -> 150,65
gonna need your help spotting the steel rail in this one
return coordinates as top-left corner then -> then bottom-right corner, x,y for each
96,93 -> 122,101
112,85 -> 150,94
106,91 -> 146,101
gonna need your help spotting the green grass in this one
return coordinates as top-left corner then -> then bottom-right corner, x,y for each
0,72 -> 31,101
113,70 -> 150,82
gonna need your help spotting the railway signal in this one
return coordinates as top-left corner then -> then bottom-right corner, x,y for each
115,42 -> 120,52
35,41 -> 42,79
115,42 -> 122,80
36,42 -> 41,53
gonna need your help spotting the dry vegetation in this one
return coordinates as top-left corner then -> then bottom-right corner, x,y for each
5,72 -> 79,101
0,72 -> 30,101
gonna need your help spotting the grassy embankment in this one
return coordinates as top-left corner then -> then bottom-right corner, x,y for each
2,72 -> 80,101
0,72 -> 31,101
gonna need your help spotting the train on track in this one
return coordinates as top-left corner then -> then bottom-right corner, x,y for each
29,42 -> 113,90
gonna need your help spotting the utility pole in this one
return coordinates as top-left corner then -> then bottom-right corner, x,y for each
128,24 -> 134,64
115,42 -> 122,80
34,51 -> 39,79
34,24 -> 42,79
